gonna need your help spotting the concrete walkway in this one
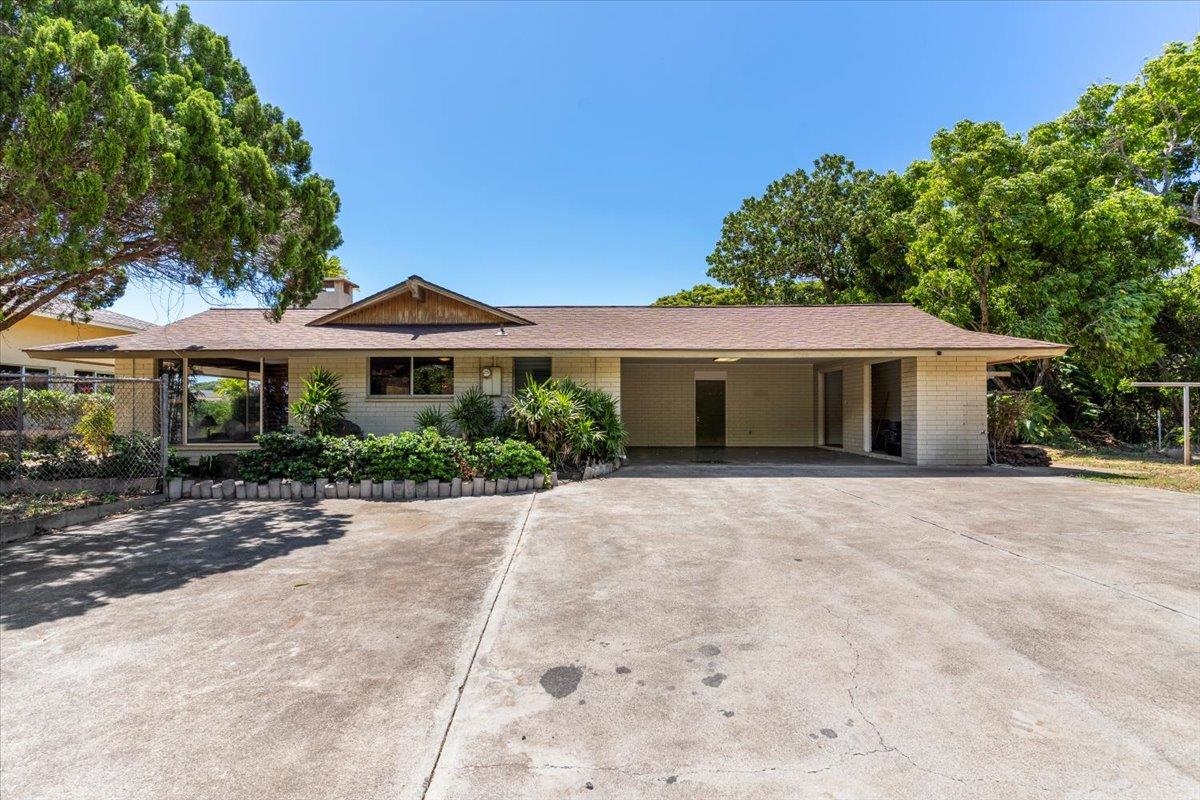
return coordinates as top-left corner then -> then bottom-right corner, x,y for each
2,466 -> 1197,799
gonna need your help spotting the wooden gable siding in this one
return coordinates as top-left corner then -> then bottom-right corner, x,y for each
329,289 -> 509,326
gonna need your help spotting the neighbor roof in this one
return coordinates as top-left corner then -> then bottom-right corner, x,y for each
27,303 -> 1067,359
34,301 -> 153,332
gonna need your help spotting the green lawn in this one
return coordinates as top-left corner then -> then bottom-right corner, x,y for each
1046,447 -> 1200,494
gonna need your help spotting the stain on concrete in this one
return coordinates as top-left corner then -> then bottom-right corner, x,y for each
721,710 -> 735,717
636,679 -> 645,686
584,781 -> 594,790
615,666 -> 631,675
820,728 -> 838,739
665,775 -> 678,784
808,733 -> 818,740
540,666 -> 583,698
698,644 -> 721,657
701,673 -> 727,688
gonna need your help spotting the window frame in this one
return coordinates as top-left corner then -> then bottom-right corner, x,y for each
181,356 -> 265,447
367,356 -> 455,398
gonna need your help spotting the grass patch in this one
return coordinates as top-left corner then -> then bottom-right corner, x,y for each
0,490 -> 121,523
1045,447 -> 1199,494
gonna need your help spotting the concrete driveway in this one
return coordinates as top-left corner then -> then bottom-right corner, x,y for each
2,464 -> 1198,799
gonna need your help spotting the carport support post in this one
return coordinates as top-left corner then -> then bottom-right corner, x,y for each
1184,386 -> 1192,466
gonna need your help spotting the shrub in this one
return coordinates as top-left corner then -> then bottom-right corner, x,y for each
415,405 -> 454,436
236,428 -> 548,484
75,395 -> 116,455
472,437 -> 550,479
236,428 -> 330,483
290,367 -> 350,435
447,387 -> 496,441
506,377 -> 626,468
360,429 -> 467,482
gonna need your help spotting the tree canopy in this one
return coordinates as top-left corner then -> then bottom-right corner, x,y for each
0,0 -> 342,330
658,36 -> 1198,444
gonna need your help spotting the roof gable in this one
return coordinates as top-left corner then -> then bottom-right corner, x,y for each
307,275 -> 533,327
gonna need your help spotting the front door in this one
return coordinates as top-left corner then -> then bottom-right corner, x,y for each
695,380 -> 726,447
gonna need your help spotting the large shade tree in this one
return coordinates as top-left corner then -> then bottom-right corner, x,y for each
0,0 -> 342,330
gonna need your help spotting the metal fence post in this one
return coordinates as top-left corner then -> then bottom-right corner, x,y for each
15,372 -> 25,470
159,378 -> 170,485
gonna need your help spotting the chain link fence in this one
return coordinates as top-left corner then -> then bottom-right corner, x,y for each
0,373 -> 167,485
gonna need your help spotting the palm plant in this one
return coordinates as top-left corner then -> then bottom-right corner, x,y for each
415,405 -> 454,436
290,367 -> 349,435
447,386 -> 496,441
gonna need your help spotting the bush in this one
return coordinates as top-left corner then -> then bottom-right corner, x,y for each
415,405 -> 454,436
448,387 -> 496,441
290,367 -> 350,435
236,429 -> 330,483
235,428 -> 549,483
472,437 -> 550,479
75,395 -> 116,455
507,377 -> 626,468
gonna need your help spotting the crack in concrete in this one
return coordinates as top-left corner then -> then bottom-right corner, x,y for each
822,604 -> 1054,795
823,483 -> 1197,622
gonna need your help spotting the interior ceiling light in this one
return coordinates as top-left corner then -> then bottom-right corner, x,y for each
713,357 -> 740,363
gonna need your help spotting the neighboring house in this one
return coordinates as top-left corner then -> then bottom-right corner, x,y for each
26,275 -> 1068,465
1,302 -> 153,381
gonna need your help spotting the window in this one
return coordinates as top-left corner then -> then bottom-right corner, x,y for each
514,357 -> 551,391
158,359 -> 184,445
369,357 -> 454,396
186,358 -> 262,443
370,357 -> 411,395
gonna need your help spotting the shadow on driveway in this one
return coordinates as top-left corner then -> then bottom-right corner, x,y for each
0,501 -> 351,630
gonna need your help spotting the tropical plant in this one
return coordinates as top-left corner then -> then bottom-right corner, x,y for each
290,368 -> 349,435
415,405 -> 454,436
447,386 -> 496,441
506,377 -> 626,469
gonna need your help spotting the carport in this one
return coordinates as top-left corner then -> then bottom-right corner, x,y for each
620,356 -> 921,463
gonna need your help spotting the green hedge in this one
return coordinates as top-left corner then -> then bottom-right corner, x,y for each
236,429 -> 550,484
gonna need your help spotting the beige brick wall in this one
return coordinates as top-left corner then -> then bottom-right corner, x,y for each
620,361 -> 815,447
901,358 -> 918,460
912,355 -> 988,465
113,357 -> 158,435
287,354 -> 514,436
551,356 -> 621,411
839,362 -> 868,454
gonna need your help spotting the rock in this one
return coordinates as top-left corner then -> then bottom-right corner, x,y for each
450,477 -> 462,498
336,480 -> 349,499
235,481 -> 246,499
168,477 -> 182,500
403,479 -> 416,500
533,473 -> 544,491
257,483 -> 269,499
472,477 -> 485,496
484,480 -> 496,496
302,482 -> 315,499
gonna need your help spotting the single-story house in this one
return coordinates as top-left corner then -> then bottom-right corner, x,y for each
26,275 -> 1068,466
1,301 -> 153,381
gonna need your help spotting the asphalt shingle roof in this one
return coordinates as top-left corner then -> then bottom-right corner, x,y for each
27,304 -> 1067,356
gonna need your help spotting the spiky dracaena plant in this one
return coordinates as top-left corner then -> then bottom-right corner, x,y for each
290,367 -> 349,435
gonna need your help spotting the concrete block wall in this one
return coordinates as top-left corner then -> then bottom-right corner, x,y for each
912,355 -> 988,465
113,358 -> 158,435
901,358 -> 918,460
620,361 -> 815,447
551,357 -> 621,411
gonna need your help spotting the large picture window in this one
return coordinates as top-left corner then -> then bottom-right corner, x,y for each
186,358 -> 262,443
370,357 -> 454,396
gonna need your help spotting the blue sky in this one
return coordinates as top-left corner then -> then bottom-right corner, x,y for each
115,1 -> 1198,323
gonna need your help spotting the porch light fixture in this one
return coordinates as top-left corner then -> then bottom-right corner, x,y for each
713,357 -> 740,363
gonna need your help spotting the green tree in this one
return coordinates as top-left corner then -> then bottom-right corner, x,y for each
706,154 -> 883,303
906,119 -> 1183,386
0,0 -> 342,330
653,283 -> 749,306
1053,37 -> 1199,245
